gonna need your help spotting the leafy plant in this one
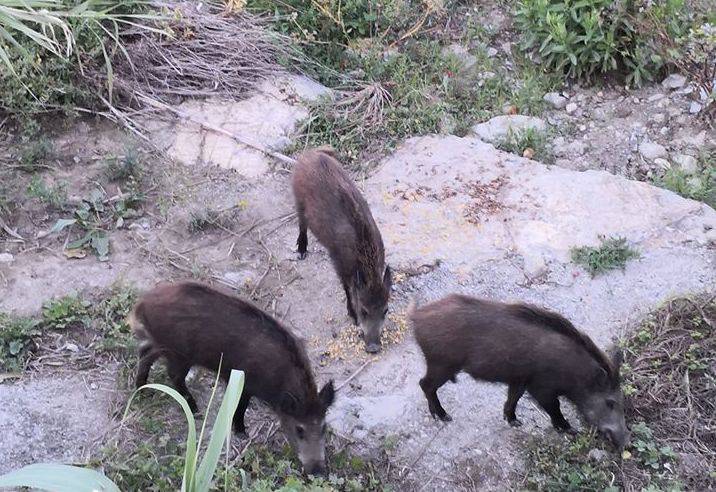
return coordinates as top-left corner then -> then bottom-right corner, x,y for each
0,369 -> 245,492
49,187 -> 143,260
0,0 -> 165,114
27,175 -> 68,209
571,236 -> 641,277
515,0 -> 689,85
17,137 -> 53,172
94,284 -> 137,351
41,295 -> 90,330
656,159 -> 716,208
0,313 -> 40,372
105,148 -> 143,182
496,127 -> 555,164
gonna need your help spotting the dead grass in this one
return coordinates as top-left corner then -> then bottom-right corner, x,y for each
621,294 -> 715,490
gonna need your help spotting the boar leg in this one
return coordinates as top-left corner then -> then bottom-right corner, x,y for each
297,214 -> 308,259
233,392 -> 252,434
419,366 -> 454,422
135,346 -> 160,388
503,383 -> 526,427
341,281 -> 358,324
167,359 -> 198,414
530,388 -> 571,432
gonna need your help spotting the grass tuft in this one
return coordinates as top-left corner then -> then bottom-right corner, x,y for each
496,127 -> 554,164
571,236 -> 640,277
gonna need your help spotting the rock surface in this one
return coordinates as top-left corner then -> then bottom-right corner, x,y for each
145,75 -> 329,177
470,115 -> 547,143
543,92 -> 568,109
639,141 -> 668,161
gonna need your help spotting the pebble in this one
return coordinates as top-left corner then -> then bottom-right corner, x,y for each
648,93 -> 665,102
566,102 -> 578,114
486,47 -> 498,57
543,92 -> 568,109
661,73 -> 687,90
639,141 -> 668,160
689,101 -> 703,114
660,127 -> 669,136
578,124 -> 587,132
651,113 -> 666,124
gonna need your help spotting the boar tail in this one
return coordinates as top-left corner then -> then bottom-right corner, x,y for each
128,306 -> 152,350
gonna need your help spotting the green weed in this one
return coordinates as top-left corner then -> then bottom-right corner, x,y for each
17,139 -> 53,172
0,314 -> 40,372
94,285 -> 138,352
515,0 -> 690,86
49,187 -> 144,260
496,127 -> 554,164
41,295 -> 90,330
571,236 -> 640,277
27,175 -> 68,209
656,154 -> 716,208
105,149 -> 143,182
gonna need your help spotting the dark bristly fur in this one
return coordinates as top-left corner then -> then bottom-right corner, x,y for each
130,281 -> 335,473
292,147 -> 391,353
411,294 -> 627,448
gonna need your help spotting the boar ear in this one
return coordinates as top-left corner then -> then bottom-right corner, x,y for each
383,265 -> 392,290
318,380 -> 335,410
608,345 -> 623,369
279,392 -> 300,415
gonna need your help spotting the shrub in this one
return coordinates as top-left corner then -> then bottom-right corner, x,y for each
0,314 -> 40,372
515,0 -> 689,86
571,236 -> 640,277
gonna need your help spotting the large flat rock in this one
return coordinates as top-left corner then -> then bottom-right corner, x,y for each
327,135 -> 716,488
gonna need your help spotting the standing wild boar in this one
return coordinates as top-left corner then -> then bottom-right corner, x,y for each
411,294 -> 628,449
292,146 -> 391,353
130,281 -> 335,475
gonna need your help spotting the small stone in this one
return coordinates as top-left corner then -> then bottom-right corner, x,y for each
486,47 -> 498,58
661,73 -> 687,90
543,92 -> 568,109
660,127 -> 669,136
566,140 -> 588,156
523,148 -> 535,159
651,113 -> 666,124
648,93 -> 665,102
689,101 -> 703,114
0,253 -> 13,263
653,158 -> 671,170
587,448 -> 609,461
615,106 -> 632,118
673,154 -> 699,175
597,91 -> 604,98
90,382 -> 98,390
578,124 -> 587,132
639,141 -> 668,160
500,41 -> 512,55
565,102 -> 578,114
64,343 -> 79,353
442,44 -> 477,70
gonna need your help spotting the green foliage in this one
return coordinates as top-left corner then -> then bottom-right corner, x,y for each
27,175 -> 68,209
41,295 -> 90,330
0,463 -> 120,492
656,154 -> 716,208
629,423 -> 678,471
17,138 -> 53,172
496,127 -> 554,164
571,236 -> 641,277
94,284 -> 137,351
523,431 -> 617,490
105,148 -> 143,182
0,314 -> 40,372
0,0 -> 163,115
49,186 -> 144,260
515,0 -> 689,86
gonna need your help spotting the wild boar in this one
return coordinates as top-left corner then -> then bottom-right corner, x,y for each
411,294 -> 628,449
130,281 -> 335,475
292,146 -> 391,353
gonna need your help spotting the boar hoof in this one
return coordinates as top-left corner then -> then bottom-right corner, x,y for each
508,418 -> 523,428
297,252 -> 307,260
432,412 -> 452,422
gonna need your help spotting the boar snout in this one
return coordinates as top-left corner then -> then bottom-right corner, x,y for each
603,425 -> 629,451
361,319 -> 384,353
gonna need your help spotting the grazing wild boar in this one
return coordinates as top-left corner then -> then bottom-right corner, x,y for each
411,294 -> 628,449
292,146 -> 391,353
130,281 -> 335,475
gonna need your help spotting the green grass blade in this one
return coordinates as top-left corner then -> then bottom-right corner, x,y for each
123,383 -> 198,491
195,369 -> 245,492
0,463 -> 120,492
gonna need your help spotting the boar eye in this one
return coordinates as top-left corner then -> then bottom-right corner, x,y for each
382,307 -> 388,317
360,308 -> 368,318
606,399 -> 615,410
296,425 -> 305,440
